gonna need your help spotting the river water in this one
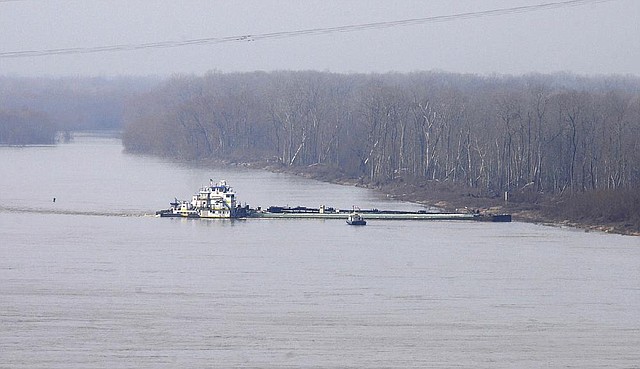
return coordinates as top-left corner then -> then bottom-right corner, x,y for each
1,132 -> 639,368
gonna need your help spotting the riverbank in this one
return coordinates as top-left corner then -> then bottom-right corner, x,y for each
220,159 -> 640,236
376,180 -> 640,237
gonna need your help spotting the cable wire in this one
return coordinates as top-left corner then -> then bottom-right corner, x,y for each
0,0 -> 616,58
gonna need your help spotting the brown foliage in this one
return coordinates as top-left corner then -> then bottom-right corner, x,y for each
543,188 -> 640,232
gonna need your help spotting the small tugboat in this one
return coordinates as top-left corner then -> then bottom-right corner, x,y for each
346,212 -> 367,226
156,180 -> 248,218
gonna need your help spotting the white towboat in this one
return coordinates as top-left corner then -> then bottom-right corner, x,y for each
156,180 -> 247,218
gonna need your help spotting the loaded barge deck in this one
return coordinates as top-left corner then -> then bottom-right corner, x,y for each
251,206 -> 510,222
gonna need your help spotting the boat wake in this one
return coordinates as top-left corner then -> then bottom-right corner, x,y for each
0,205 -> 151,218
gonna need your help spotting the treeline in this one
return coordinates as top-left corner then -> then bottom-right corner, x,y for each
0,109 -> 57,145
0,76 -> 157,144
122,71 -> 640,196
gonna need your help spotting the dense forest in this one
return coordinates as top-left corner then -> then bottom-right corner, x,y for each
0,109 -> 57,145
0,76 -> 156,144
123,71 -> 640,195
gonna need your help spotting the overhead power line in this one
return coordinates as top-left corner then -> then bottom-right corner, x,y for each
0,0 -> 615,58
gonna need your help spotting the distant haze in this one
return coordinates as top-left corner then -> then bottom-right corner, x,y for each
0,0 -> 638,77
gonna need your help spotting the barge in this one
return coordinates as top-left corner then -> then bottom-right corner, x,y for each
156,180 -> 511,222
250,205 -> 509,222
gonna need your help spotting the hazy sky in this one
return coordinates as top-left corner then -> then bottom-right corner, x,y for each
1,0 -> 638,77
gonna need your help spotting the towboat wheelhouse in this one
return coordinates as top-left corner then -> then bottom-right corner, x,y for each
191,180 -> 238,218
158,180 -> 243,218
